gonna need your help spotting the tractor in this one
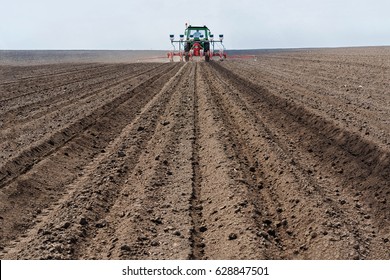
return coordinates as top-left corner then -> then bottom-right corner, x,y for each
168,24 -> 226,62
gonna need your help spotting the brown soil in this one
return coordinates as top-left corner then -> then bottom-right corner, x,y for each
0,47 -> 389,260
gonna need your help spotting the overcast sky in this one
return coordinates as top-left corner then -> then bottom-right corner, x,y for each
1,0 -> 389,50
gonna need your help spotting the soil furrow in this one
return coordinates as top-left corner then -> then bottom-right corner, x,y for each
195,64 -> 266,259
189,63 -> 204,260
198,64 -> 283,258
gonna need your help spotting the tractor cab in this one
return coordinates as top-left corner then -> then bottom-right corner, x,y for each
186,26 -> 209,41
189,29 -> 207,41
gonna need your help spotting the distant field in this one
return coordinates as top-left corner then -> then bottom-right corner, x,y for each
2,47 -> 390,65
0,50 -> 168,65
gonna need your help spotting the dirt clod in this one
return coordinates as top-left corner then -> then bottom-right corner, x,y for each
62,222 -> 71,229
120,245 -> 131,251
117,151 -> 126,157
199,226 -> 208,232
79,218 -> 88,226
96,220 -> 107,228
228,233 -> 238,240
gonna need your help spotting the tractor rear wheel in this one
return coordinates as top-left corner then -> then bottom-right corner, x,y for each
185,43 -> 191,52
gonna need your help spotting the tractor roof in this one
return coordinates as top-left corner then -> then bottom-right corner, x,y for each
187,25 -> 210,31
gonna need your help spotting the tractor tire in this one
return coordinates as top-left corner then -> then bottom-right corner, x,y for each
185,43 -> 191,52
204,41 -> 210,52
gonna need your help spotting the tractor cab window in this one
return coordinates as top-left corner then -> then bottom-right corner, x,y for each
190,29 -> 206,39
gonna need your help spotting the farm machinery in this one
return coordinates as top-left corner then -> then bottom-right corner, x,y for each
168,24 -> 226,62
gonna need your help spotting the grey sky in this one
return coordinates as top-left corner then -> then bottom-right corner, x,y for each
1,0 -> 389,50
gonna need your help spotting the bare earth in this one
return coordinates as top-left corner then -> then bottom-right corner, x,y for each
0,47 -> 389,260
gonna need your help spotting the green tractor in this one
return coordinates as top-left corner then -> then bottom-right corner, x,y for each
168,24 -> 226,62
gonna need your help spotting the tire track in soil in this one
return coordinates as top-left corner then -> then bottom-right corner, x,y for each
189,63 -> 205,260
206,62 -> 390,259
0,63 -> 181,254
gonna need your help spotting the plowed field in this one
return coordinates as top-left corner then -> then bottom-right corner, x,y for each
1,48 -> 389,259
